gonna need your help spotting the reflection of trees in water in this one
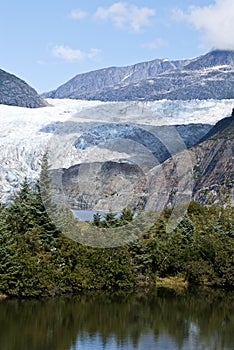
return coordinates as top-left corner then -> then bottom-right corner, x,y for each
0,288 -> 233,350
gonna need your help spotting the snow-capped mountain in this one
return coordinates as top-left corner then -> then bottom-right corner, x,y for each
0,98 -> 233,203
43,50 -> 234,101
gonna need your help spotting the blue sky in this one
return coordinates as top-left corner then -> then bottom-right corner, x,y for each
1,0 -> 233,93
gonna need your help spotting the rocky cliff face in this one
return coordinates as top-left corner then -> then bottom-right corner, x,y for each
55,121 -> 211,211
191,111 -> 234,205
151,110 -> 234,207
0,69 -> 47,108
0,99 -> 233,207
59,161 -> 148,211
58,110 -> 234,210
43,50 -> 234,101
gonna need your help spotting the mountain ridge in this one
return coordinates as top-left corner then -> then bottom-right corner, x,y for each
43,50 -> 234,101
43,57 -> 189,99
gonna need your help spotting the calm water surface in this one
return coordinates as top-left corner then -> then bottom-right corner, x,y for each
0,287 -> 234,350
73,209 -> 108,221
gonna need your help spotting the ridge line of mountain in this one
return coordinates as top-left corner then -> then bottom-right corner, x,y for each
43,49 -> 234,101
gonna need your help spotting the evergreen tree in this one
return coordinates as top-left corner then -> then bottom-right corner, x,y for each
93,212 -> 102,227
103,210 -> 118,228
118,206 -> 134,225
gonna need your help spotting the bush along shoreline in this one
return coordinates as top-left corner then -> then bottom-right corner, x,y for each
0,177 -> 233,297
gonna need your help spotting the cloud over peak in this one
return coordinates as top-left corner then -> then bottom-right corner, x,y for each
174,0 -> 234,50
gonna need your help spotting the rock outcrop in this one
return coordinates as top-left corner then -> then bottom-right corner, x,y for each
0,68 -> 47,108
57,109 -> 234,210
191,110 -> 234,205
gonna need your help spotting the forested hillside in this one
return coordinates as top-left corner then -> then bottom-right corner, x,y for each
0,178 -> 233,297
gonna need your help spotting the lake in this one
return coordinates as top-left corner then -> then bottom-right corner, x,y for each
0,287 -> 233,350
73,209 -> 109,221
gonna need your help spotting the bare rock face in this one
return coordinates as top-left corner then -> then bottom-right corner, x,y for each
0,68 -> 47,108
60,161 -> 148,211
191,113 -> 234,205
161,111 -> 234,206
56,110 -> 234,210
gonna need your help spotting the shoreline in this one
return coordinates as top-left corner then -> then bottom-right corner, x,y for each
2,277 -> 233,299
0,294 -> 8,300
155,276 -> 189,290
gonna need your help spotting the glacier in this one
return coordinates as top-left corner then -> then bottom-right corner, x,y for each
0,98 -> 233,202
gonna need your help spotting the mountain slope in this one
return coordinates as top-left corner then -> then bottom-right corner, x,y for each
58,108 -> 234,210
185,49 -> 234,70
200,108 -> 234,142
43,57 -> 189,99
0,99 -> 233,207
43,50 -> 234,101
191,109 -> 234,204
0,69 -> 47,108
159,108 -> 234,207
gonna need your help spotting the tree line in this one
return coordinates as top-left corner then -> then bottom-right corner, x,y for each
0,160 -> 233,297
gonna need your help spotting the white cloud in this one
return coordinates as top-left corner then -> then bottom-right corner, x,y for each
87,48 -> 102,60
52,45 -> 101,62
70,9 -> 88,20
36,60 -> 47,65
95,2 -> 155,32
142,38 -> 168,50
173,0 -> 234,50
52,46 -> 84,61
